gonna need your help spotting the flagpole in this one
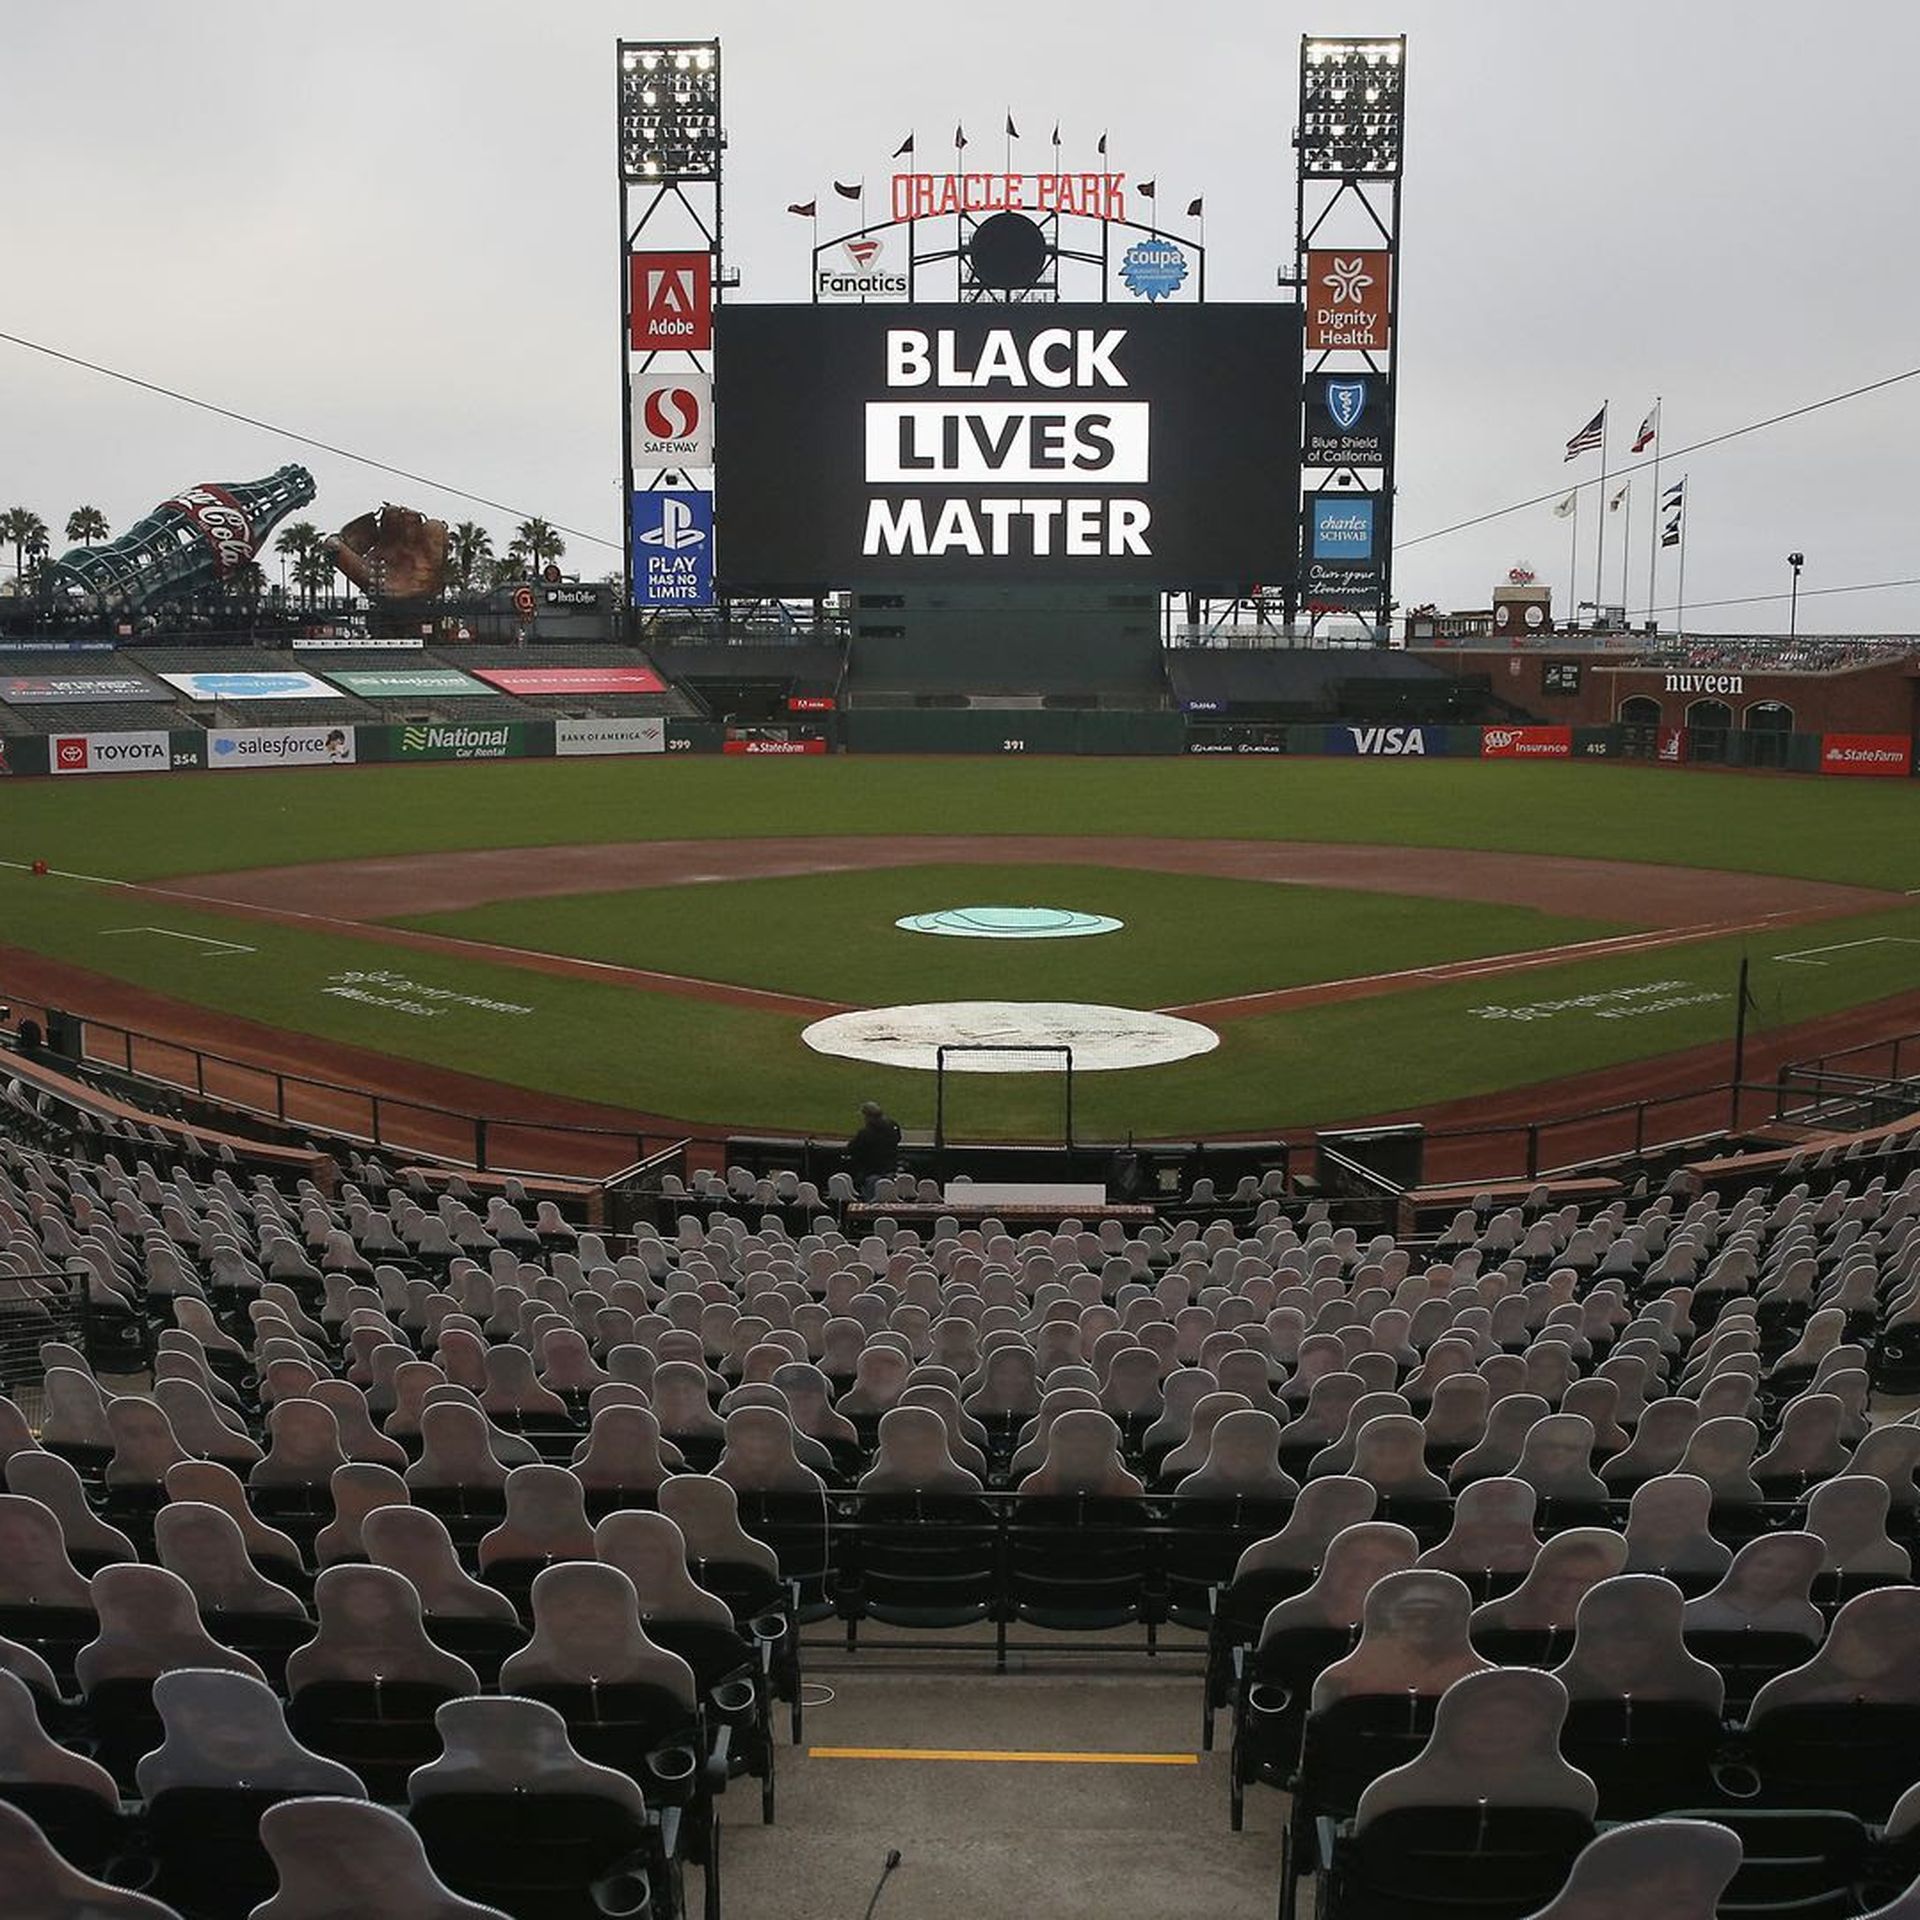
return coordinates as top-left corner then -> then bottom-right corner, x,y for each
1646,397 -> 1662,633
1593,402 -> 1609,623
1567,490 -> 1579,632
1677,484 -> 1688,641
1619,481 -> 1632,615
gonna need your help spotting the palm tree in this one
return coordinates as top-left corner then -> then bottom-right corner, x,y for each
291,547 -> 333,609
448,520 -> 493,591
487,554 -> 526,590
513,517 -> 566,576
1,508 -> 49,591
274,520 -> 321,602
63,505 -> 109,548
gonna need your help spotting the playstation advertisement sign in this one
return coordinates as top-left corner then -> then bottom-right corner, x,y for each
1304,373 -> 1393,467
630,490 -> 715,606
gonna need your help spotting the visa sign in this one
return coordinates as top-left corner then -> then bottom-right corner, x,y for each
1329,725 -> 1442,756
631,490 -> 714,606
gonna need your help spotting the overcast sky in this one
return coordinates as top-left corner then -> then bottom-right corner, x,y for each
4,0 -> 1916,631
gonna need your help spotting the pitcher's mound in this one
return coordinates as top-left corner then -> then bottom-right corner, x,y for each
802,1001 -> 1219,1072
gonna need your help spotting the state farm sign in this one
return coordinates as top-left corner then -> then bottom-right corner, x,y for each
1305,250 -> 1391,352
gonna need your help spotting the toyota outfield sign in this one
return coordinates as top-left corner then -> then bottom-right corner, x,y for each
712,303 -> 1300,589
630,490 -> 714,606
50,731 -> 170,775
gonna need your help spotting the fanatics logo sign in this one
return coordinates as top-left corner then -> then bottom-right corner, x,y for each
629,252 -> 712,350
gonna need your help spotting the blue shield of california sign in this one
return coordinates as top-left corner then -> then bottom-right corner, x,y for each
1305,372 -> 1393,466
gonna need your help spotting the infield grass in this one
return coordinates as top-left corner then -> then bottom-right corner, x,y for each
395,863 -> 1629,1006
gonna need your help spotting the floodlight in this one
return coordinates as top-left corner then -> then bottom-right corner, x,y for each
1297,34 -> 1405,177
617,39 -> 721,183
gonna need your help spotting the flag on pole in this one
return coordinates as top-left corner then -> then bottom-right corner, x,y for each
1565,406 -> 1606,459
892,133 -> 914,158
954,124 -> 967,149
1005,113 -> 1019,139
1051,123 -> 1061,148
786,199 -> 816,217
832,181 -> 862,200
1608,484 -> 1629,511
1552,492 -> 1578,519
1138,179 -> 1157,199
1186,196 -> 1204,218
1631,405 -> 1659,453
1097,131 -> 1108,155
1661,478 -> 1686,547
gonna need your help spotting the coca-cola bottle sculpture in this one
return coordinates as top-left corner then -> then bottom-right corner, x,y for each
48,463 -> 316,613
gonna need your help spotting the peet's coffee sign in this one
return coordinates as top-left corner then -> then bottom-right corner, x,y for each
1664,672 -> 1744,694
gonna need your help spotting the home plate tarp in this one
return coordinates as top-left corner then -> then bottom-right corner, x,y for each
802,1001 -> 1219,1072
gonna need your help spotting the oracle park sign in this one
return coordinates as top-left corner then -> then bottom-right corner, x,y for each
712,303 -> 1299,591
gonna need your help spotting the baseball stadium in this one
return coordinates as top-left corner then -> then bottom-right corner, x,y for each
1,15 -> 1919,1920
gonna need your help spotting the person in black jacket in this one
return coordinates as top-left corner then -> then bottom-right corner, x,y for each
846,1100 -> 902,1200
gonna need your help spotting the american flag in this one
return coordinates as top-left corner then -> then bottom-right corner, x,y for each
1564,406 -> 1607,460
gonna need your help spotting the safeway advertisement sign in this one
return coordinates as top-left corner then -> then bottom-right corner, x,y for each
1481,725 -> 1572,759
629,252 -> 712,351
1305,250 -> 1391,352
1821,732 -> 1912,777
632,372 -> 713,465
50,731 -> 170,775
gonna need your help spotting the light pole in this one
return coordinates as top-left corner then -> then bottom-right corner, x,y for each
1787,551 -> 1804,639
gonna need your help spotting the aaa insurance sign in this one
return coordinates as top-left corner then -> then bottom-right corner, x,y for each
630,491 -> 714,606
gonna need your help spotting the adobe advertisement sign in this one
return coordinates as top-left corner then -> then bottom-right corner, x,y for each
1821,733 -> 1913,777
632,372 -> 713,465
1302,492 -> 1383,609
1304,372 -> 1392,466
0,672 -> 171,704
713,303 -> 1300,589
1304,250 -> 1391,351
629,490 -> 715,607
629,252 -> 712,351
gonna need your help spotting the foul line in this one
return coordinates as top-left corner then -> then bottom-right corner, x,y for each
1162,912 -> 1825,1021
1774,936 -> 1920,967
101,927 -> 256,955
807,1747 -> 1198,1766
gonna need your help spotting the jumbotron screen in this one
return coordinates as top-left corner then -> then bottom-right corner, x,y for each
713,303 -> 1301,591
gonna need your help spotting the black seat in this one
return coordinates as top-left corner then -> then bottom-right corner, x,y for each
1323,1805 -> 1596,1920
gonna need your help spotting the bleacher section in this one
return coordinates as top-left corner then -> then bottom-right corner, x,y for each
2,1077 -> 1920,1916
1166,647 -> 1518,724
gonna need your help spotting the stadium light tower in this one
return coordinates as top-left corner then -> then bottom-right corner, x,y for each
616,39 -> 723,627
1295,34 -> 1406,644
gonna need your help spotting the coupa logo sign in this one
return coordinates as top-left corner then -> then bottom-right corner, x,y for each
1339,725 -> 1433,756
1120,237 -> 1189,302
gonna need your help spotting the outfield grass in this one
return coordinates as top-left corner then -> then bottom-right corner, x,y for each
396,863 -> 1629,1005
2,756 -> 1916,887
